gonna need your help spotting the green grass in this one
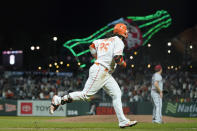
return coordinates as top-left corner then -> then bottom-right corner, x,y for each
0,116 -> 197,131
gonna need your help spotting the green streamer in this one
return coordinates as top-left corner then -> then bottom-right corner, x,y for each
63,10 -> 171,68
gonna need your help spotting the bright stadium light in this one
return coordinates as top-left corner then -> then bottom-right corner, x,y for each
54,62 -> 57,66
131,64 -> 134,68
67,64 -> 70,67
60,61 -> 63,65
49,64 -> 52,67
190,45 -> 193,49
9,55 -> 15,65
147,64 -> 151,68
147,43 -> 151,48
130,56 -> 133,60
56,70 -> 59,73
78,62 -> 81,66
36,46 -> 40,50
168,50 -> 171,54
30,46 -> 35,51
38,66 -> 42,70
167,42 -> 172,46
53,36 -> 58,41
134,51 -> 138,55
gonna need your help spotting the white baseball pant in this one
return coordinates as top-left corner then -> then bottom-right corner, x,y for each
151,91 -> 162,123
66,63 -> 129,126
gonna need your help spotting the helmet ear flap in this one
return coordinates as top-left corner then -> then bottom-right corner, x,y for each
124,30 -> 128,38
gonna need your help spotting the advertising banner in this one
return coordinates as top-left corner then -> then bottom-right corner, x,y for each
0,100 -> 17,116
96,102 -> 130,115
17,100 -> 66,116
128,101 -> 197,117
164,102 -> 197,117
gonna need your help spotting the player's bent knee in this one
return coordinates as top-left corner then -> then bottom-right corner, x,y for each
111,92 -> 121,100
81,92 -> 91,101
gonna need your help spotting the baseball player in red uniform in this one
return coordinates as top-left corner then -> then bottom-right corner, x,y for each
49,23 -> 137,128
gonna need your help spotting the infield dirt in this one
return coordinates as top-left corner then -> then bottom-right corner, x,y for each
49,115 -> 194,123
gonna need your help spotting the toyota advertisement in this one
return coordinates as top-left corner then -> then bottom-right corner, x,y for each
17,100 -> 66,116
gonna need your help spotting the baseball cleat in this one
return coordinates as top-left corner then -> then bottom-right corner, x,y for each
119,120 -> 138,128
49,95 -> 61,115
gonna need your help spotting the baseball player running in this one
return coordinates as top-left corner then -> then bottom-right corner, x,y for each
151,65 -> 163,124
49,23 -> 137,128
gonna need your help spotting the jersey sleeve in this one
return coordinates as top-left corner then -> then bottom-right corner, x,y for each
113,36 -> 125,56
92,40 -> 99,50
89,43 -> 96,55
154,74 -> 162,81
90,40 -> 99,59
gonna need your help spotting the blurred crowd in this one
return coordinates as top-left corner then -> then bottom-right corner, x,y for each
113,67 -> 197,103
0,71 -> 85,100
0,68 -> 197,103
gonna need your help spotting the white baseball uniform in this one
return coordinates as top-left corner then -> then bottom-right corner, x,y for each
64,36 -> 130,126
151,73 -> 163,123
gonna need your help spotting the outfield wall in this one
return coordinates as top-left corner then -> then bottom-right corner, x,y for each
96,102 -> 197,117
129,102 -> 197,117
0,100 -> 90,116
0,100 -> 196,117
17,100 -> 90,116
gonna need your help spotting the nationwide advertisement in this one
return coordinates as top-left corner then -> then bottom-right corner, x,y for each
164,102 -> 197,117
